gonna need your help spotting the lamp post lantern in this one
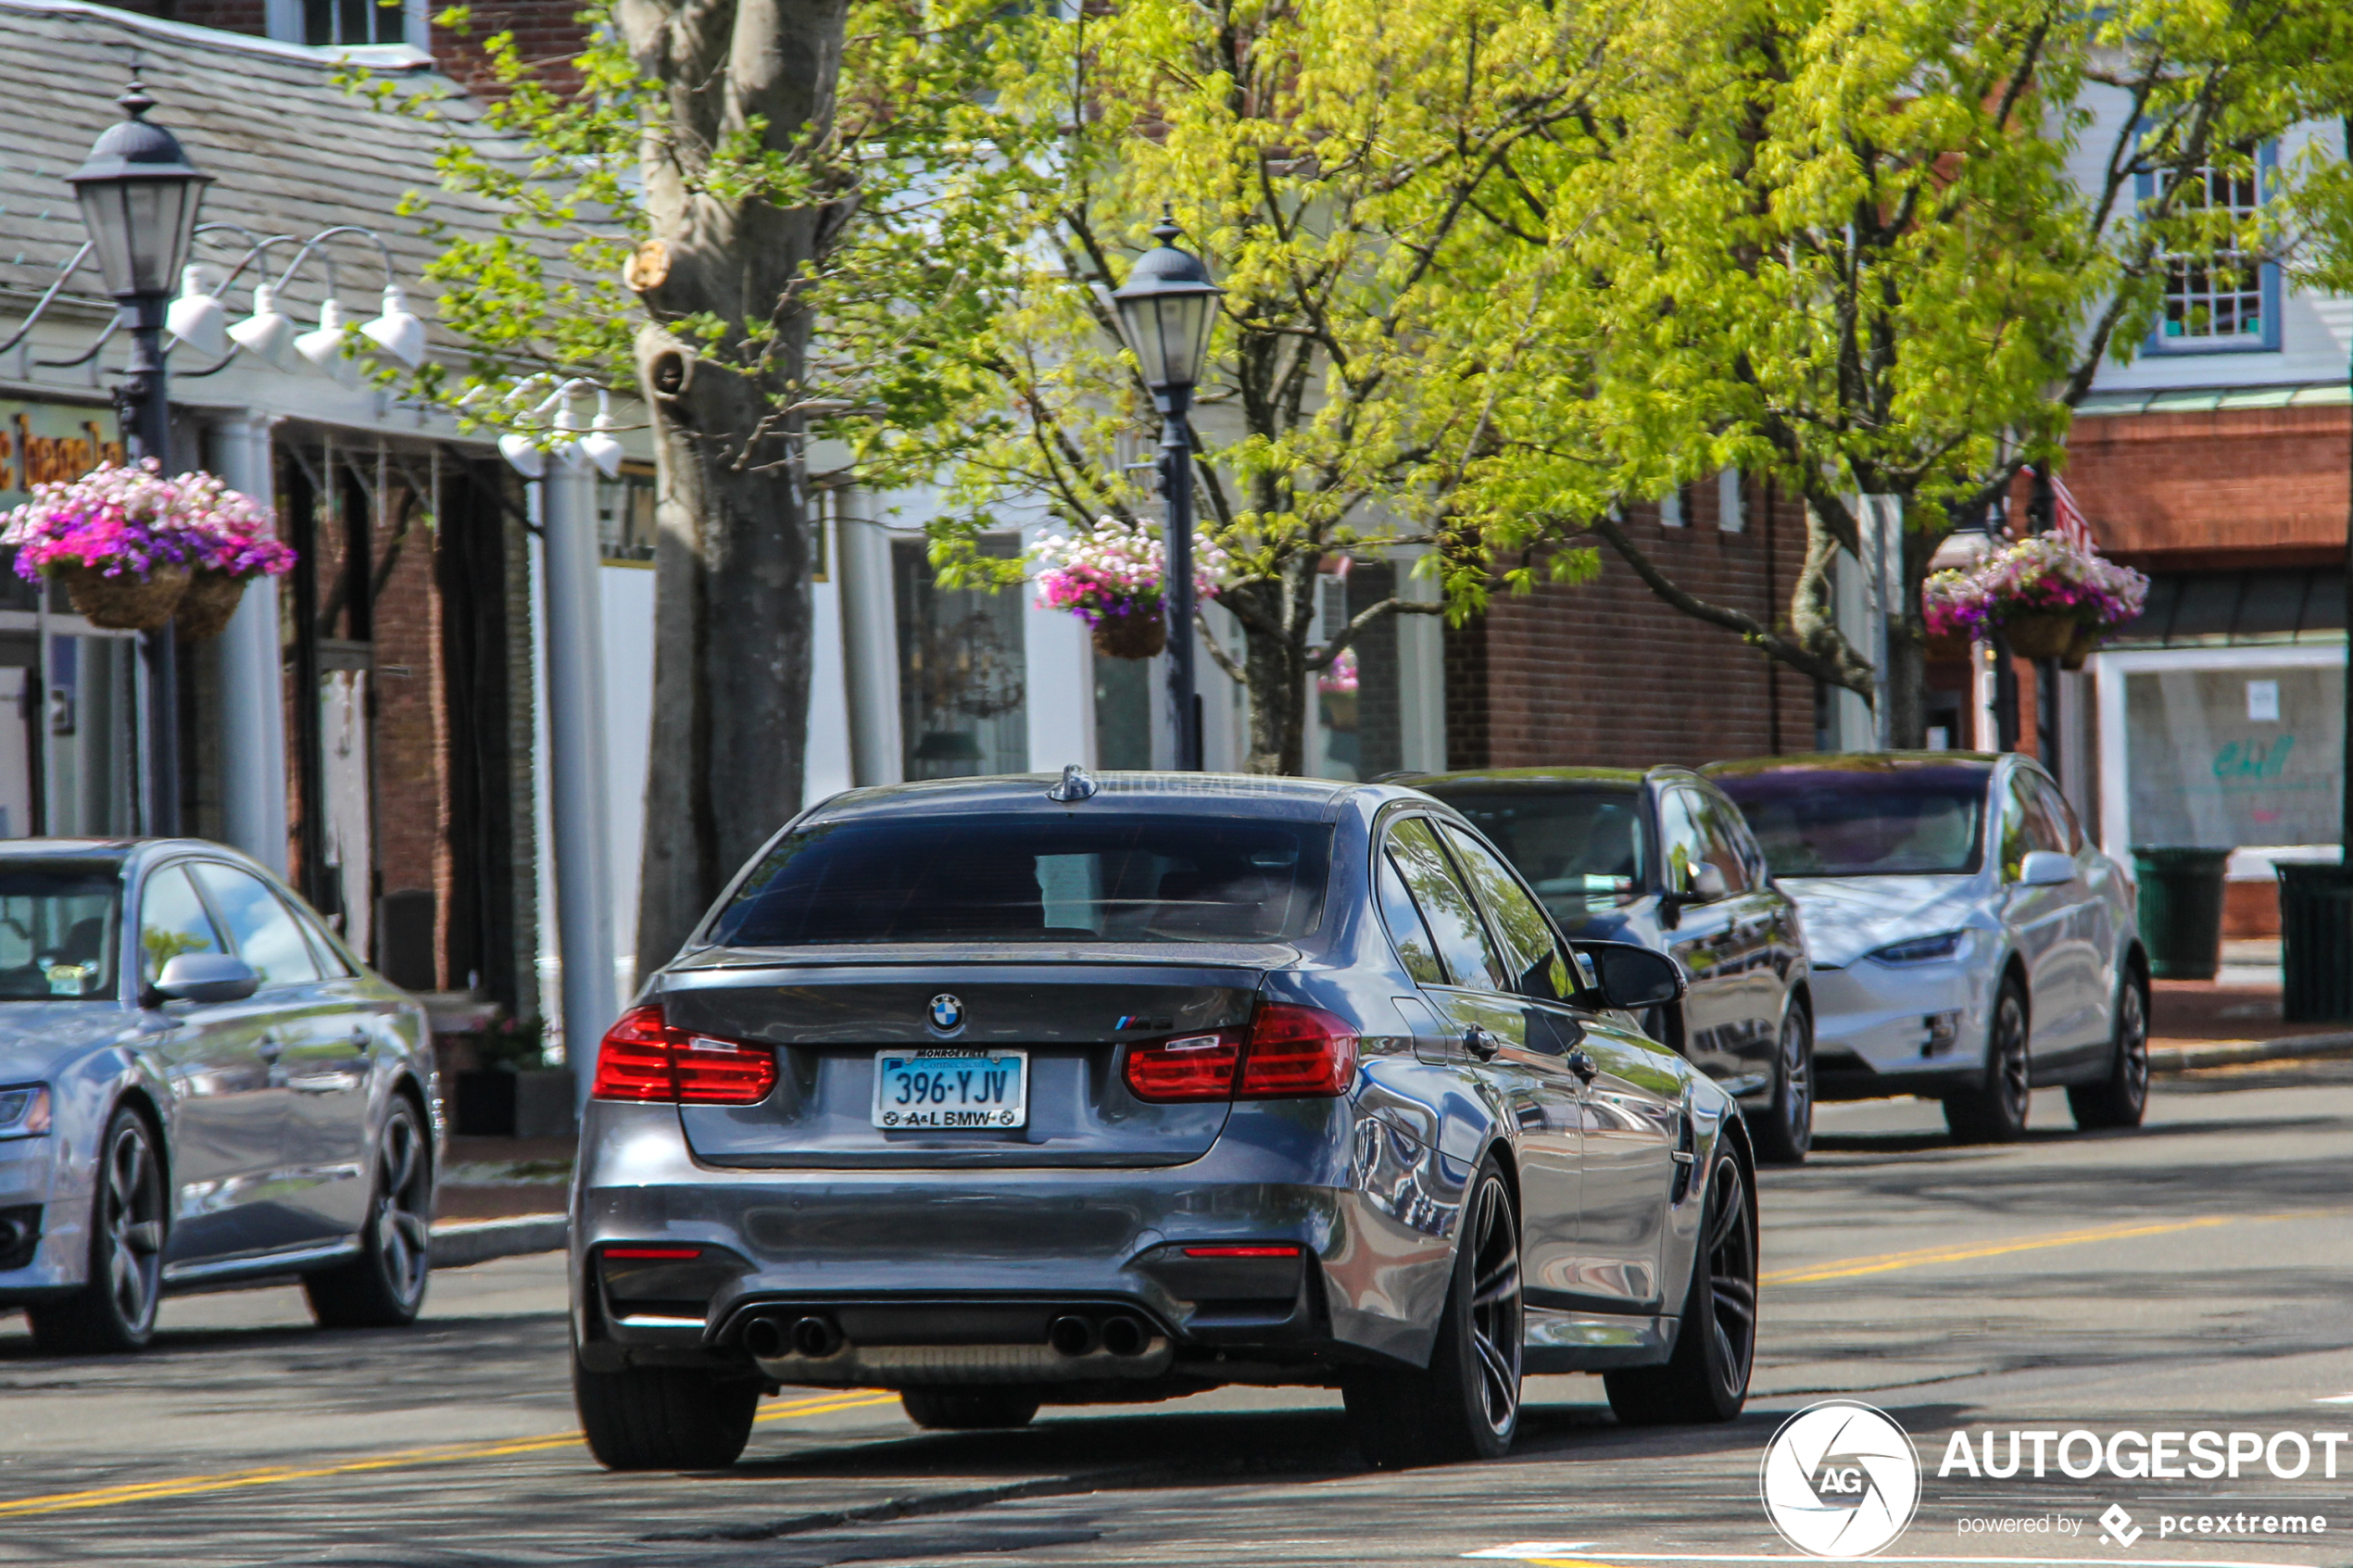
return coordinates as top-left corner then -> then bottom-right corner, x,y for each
1110,209 -> 1220,771
69,77 -> 212,835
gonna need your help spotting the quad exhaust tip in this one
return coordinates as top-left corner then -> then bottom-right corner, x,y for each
1046,1314 -> 1099,1356
742,1313 -> 844,1360
1100,1314 -> 1150,1358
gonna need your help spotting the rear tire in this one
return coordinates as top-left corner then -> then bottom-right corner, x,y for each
1604,1152 -> 1755,1425
1750,1006 -> 1814,1165
900,1386 -> 1041,1430
1944,979 -> 2030,1144
2069,967 -> 2149,1131
1342,1153 -> 1522,1468
305,1098 -> 434,1329
574,1349 -> 759,1471
27,1107 -> 165,1355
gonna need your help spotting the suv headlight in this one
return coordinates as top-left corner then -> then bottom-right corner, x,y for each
0,1084 -> 51,1139
1866,931 -> 1966,965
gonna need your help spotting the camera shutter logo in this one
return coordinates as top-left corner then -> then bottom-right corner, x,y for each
1759,1399 -> 1921,1558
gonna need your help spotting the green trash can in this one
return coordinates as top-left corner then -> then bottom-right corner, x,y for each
2132,847 -> 2231,982
2279,861 -> 2353,1022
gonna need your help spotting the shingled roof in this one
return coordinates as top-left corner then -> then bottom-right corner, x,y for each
0,0 -> 526,331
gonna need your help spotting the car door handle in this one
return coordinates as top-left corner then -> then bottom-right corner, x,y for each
348,1027 -> 371,1053
1567,1048 -> 1598,1084
1463,1026 -> 1503,1061
258,1035 -> 284,1063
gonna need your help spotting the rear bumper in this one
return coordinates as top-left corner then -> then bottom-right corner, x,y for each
571,1101 -> 1441,1383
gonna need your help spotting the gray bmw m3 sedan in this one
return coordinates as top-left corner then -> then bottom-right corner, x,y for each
571,771 -> 1757,1470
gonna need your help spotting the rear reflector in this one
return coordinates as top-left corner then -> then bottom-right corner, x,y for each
1122,1005 -> 1359,1103
591,1005 -> 778,1105
1180,1245 -> 1302,1259
601,1246 -> 705,1261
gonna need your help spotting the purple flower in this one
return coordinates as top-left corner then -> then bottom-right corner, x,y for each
1,459 -> 295,583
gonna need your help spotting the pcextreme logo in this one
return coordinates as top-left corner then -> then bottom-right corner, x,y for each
1759,1399 -> 1923,1559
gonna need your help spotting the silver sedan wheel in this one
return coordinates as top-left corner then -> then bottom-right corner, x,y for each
372,1110 -> 433,1310
1702,1158 -> 1756,1401
99,1116 -> 166,1336
1465,1171 -> 1524,1439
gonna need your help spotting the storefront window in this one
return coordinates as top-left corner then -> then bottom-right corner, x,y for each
1317,562 -> 1403,780
596,470 -> 657,563
893,538 -> 1026,779
2125,666 -> 2341,848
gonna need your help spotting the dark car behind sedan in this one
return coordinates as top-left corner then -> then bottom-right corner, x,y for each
1399,767 -> 1815,1162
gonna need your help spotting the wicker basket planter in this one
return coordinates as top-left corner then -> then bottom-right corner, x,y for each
2060,622 -> 2098,671
173,570 -> 250,642
60,563 -> 189,632
1091,611 -> 1167,661
2001,611 -> 2076,661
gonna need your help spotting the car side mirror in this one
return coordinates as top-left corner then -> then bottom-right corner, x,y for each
151,952 -> 260,1005
1685,861 -> 1730,901
2017,849 -> 2075,887
1579,940 -> 1687,1011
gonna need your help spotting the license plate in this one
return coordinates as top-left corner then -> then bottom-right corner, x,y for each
872,1049 -> 1028,1130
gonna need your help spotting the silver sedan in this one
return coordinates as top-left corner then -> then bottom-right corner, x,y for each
1705,753 -> 2147,1142
0,839 -> 438,1351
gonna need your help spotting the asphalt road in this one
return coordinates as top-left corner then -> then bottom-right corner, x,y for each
5,1060 -> 2352,1568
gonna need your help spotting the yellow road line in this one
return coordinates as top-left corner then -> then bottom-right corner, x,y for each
1763,1211 -> 2332,1286
0,1389 -> 900,1518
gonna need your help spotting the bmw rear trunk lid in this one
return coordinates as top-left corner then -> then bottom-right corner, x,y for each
659,947 -> 1289,1168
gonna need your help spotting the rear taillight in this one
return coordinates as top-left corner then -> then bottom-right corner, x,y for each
1122,1005 -> 1359,1104
591,1005 -> 777,1105
1237,1005 -> 1358,1098
1123,1030 -> 1242,1102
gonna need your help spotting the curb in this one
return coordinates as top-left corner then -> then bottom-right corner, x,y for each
2148,1032 -> 2353,1076
430,1213 -> 568,1268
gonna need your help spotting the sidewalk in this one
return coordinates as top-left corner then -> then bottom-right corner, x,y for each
2147,937 -> 2353,1074
430,1133 -> 573,1268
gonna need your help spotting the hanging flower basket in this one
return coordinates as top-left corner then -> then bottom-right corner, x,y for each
3,459 -> 293,636
1030,515 -> 1227,658
173,570 -> 251,642
1920,532 -> 2147,663
2002,611 -> 2076,660
2060,622 -> 2098,671
1923,632 -> 1971,662
1091,610 -> 1166,661
61,562 -> 189,632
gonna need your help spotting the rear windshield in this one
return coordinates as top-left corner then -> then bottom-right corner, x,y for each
710,815 -> 1333,947
0,866 -> 121,999
1713,767 -> 1988,877
1433,789 -> 1649,908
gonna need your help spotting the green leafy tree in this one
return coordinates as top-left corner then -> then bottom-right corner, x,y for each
1444,0 -> 2353,746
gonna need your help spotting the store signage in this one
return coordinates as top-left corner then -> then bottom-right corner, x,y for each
0,399 -> 127,511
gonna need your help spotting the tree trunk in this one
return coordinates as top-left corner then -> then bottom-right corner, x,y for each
1223,580 -> 1310,774
619,0 -> 849,974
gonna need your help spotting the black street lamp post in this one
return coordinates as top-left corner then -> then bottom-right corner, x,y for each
68,78 -> 211,835
1110,210 -> 1220,771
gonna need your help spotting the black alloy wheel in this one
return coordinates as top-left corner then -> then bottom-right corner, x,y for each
901,1386 -> 1041,1430
1752,1007 -> 1814,1164
1343,1153 -> 1523,1467
1604,1152 -> 1755,1424
306,1098 -> 434,1328
2069,969 -> 2149,1130
28,1107 -> 165,1354
1945,978 -> 2031,1144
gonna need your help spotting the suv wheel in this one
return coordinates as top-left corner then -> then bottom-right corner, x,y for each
1343,1152 -> 1522,1468
1944,978 -> 2031,1144
1751,1007 -> 1813,1165
574,1345 -> 760,1471
1604,1151 -> 1755,1424
2069,968 -> 2149,1130
28,1107 -> 164,1355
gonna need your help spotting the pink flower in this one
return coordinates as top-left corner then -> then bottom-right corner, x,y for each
1920,533 -> 2147,638
1028,517 -> 1226,628
1,459 -> 295,583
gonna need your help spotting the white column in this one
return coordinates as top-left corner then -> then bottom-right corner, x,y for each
540,458 -> 618,1115
208,413 -> 289,875
836,510 -> 903,786
1392,546 -> 1448,773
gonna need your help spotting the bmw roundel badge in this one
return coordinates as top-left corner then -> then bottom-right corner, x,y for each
928,993 -> 965,1035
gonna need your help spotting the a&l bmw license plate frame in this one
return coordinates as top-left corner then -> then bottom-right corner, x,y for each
873,1047 -> 1029,1130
